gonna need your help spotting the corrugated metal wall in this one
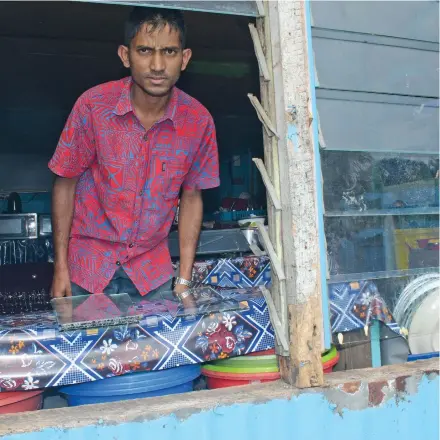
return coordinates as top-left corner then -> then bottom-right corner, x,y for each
310,1 -> 439,154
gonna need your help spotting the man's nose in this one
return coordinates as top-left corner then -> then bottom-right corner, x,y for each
150,52 -> 165,72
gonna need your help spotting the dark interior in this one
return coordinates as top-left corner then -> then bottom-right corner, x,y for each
0,1 -> 265,213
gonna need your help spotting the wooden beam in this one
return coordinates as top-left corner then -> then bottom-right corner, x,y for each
263,1 -> 325,388
256,1 -> 289,360
248,23 -> 271,81
252,158 -> 282,210
260,286 -> 289,352
256,223 -> 286,281
255,0 -> 265,17
248,93 -> 279,138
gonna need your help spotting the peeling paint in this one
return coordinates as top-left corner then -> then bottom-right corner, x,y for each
286,123 -> 299,152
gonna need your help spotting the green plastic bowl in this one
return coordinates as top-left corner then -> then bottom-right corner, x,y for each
203,357 -> 279,374
321,345 -> 338,364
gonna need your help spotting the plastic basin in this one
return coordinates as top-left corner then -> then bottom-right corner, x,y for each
408,352 -> 439,362
247,349 -> 275,357
203,357 -> 279,374
201,368 -> 280,389
0,391 -> 44,415
61,365 -> 201,406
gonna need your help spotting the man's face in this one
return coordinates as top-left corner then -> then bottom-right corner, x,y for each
118,23 -> 192,97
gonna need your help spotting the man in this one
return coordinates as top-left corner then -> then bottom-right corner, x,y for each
49,7 -> 219,309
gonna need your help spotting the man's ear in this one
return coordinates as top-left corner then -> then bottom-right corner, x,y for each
118,45 -> 130,69
181,48 -> 192,72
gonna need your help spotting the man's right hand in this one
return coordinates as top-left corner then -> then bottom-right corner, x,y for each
50,267 -> 72,298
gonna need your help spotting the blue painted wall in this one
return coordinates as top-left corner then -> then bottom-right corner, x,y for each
2,375 -> 438,440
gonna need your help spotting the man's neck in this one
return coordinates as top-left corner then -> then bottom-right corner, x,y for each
131,81 -> 172,121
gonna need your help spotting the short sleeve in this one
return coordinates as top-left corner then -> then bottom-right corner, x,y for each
183,116 -> 220,191
48,94 -> 96,178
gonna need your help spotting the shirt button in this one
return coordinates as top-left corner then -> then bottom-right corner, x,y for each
143,134 -> 148,141
129,243 -> 134,248
116,261 -> 121,266
139,190 -> 143,196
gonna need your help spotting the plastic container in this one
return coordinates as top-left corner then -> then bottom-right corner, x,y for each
0,391 -> 44,415
201,368 -> 280,389
203,357 -> 279,374
247,349 -> 275,357
408,352 -> 439,362
322,345 -> 340,374
61,365 -> 201,406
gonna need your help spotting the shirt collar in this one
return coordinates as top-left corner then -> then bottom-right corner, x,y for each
114,77 -> 179,125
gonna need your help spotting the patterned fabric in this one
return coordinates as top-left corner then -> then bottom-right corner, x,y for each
49,77 -> 220,295
191,256 -> 272,287
0,288 -> 274,391
329,281 -> 400,334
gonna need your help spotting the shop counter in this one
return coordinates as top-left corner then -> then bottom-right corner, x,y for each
0,256 -> 400,391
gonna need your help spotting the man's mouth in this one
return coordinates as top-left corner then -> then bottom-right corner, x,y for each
148,77 -> 167,85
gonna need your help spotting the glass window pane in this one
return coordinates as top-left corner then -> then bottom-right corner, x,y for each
325,214 -> 439,280
321,151 -> 439,213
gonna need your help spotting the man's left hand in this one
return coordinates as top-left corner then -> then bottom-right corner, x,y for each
173,283 -> 197,311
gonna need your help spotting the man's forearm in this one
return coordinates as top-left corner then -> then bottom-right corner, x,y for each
178,189 -> 203,281
52,176 -> 78,270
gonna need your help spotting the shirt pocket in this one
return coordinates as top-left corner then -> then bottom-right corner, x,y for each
151,155 -> 188,202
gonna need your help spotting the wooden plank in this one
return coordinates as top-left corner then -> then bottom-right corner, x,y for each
267,0 -> 325,387
248,93 -> 279,138
255,0 -> 265,17
256,222 -> 286,281
252,158 -> 282,210
256,1 -> 289,358
248,23 -> 271,81
260,287 -> 289,352
332,330 -> 372,371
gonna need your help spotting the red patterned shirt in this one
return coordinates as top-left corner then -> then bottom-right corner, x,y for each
49,77 -> 220,295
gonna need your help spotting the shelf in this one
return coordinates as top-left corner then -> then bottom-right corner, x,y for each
328,267 -> 440,284
325,207 -> 440,217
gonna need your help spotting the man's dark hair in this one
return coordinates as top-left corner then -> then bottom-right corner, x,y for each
125,7 -> 186,48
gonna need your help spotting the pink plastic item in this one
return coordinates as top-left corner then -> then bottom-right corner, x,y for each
0,390 -> 44,414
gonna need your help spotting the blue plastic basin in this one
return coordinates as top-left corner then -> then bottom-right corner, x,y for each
60,365 -> 201,406
408,352 -> 439,362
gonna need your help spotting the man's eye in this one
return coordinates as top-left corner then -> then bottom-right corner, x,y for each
165,49 -> 176,55
139,48 -> 150,54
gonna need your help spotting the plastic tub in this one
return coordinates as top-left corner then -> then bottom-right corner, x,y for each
322,346 -> 340,374
61,365 -> 201,406
408,352 -> 439,362
247,349 -> 275,357
201,368 -> 280,389
0,391 -> 44,415
203,357 -> 279,374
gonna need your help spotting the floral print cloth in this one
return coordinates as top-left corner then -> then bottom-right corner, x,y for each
0,287 -> 274,391
329,280 -> 400,334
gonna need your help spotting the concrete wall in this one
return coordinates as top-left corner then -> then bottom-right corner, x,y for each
0,360 -> 437,439
311,1 -> 439,153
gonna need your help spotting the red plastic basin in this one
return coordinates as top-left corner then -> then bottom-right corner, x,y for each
247,349 -> 275,357
0,390 -> 44,415
202,368 -> 280,389
322,352 -> 340,374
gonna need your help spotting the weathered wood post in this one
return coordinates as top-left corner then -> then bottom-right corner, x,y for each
258,0 -> 326,388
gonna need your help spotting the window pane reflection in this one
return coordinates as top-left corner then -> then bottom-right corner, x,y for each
321,151 -> 439,213
325,213 -> 439,278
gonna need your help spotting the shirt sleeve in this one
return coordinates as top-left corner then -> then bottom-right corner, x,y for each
183,116 -> 220,191
48,94 -> 96,178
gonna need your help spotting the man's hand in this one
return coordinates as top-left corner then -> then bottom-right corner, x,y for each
173,284 -> 197,311
51,267 -> 72,298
